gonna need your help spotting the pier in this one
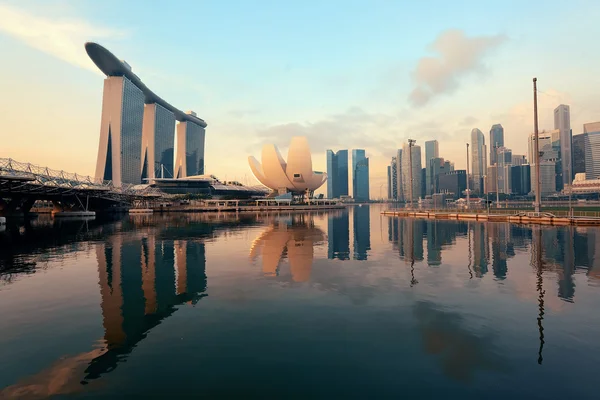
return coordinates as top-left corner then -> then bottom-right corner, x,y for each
382,209 -> 600,226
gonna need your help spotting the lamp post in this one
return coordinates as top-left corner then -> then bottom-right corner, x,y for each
466,143 -> 470,210
408,139 -> 416,209
533,77 -> 541,213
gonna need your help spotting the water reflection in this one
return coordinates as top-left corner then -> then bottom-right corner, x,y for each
353,206 -> 371,260
250,214 -> 326,282
2,209 -> 600,397
385,218 -> 600,301
413,301 -> 508,381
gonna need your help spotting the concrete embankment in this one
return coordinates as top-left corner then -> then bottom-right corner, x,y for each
151,204 -> 347,213
381,210 -> 600,226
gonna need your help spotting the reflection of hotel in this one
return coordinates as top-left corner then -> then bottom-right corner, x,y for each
91,234 -> 206,379
250,216 -> 325,282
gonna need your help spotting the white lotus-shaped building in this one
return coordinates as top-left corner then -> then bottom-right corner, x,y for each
248,137 -> 327,193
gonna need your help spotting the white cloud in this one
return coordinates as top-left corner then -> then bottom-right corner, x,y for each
0,3 -> 127,74
409,29 -> 505,107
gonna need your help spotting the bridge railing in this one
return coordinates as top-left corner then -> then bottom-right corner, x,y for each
0,158 -> 165,199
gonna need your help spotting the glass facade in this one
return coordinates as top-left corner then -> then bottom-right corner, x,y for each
120,77 -> 145,184
554,105 -> 572,187
154,104 -> 176,178
424,140 -> 439,195
489,124 -> 504,165
471,129 -> 487,193
352,149 -> 370,201
585,130 -> 600,180
326,150 -> 348,199
185,123 -> 206,176
573,133 -> 586,175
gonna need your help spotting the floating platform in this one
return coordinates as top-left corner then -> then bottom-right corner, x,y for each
381,210 -> 600,226
129,208 -> 154,214
52,211 -> 96,219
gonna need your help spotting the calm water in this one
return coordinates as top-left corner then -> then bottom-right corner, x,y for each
1,205 -> 600,399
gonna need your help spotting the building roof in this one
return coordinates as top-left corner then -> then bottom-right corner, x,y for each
85,42 -> 207,128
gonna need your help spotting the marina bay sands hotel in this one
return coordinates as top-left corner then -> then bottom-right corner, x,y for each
85,42 -> 207,186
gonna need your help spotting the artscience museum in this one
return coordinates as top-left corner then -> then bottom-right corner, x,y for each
248,137 -> 327,195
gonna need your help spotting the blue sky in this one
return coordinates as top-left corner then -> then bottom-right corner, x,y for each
1,0 -> 599,196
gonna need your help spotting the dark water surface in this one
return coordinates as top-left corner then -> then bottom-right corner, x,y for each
1,205 -> 600,399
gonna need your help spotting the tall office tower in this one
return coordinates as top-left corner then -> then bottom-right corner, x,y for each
471,128 -> 487,194
387,166 -> 392,199
511,155 -> 526,166
352,149 -> 370,201
572,133 -> 586,175
395,149 -> 403,201
390,157 -> 398,200
497,147 -> 512,194
401,143 -> 422,202
326,150 -> 349,199
175,113 -> 206,178
428,157 -> 446,194
141,103 -> 176,180
489,124 -> 504,165
584,122 -> 600,180
424,140 -> 439,195
554,104 -> 572,186
510,165 -> 531,195
95,76 -> 145,186
421,168 -> 427,198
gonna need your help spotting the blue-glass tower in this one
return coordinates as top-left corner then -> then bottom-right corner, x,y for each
352,149 -> 370,201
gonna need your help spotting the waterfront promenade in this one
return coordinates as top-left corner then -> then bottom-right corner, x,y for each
382,208 -> 600,226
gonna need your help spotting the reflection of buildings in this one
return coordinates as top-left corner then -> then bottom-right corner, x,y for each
488,223 -> 514,280
328,212 -> 350,260
425,221 -> 467,266
471,223 -> 489,277
90,234 -> 207,380
250,215 -> 325,282
353,205 -> 371,260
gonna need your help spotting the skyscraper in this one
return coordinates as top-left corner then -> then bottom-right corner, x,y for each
471,128 -> 487,194
395,149 -> 403,201
390,157 -> 398,200
401,143 -> 422,202
584,122 -> 600,180
94,75 -> 145,185
489,124 -> 504,165
352,149 -> 370,201
572,133 -> 586,175
175,115 -> 206,178
387,165 -> 392,199
141,103 -> 176,179
425,140 -> 439,195
554,104 -> 572,186
326,150 -> 349,199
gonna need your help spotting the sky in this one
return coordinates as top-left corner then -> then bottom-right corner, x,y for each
1,0 -> 600,198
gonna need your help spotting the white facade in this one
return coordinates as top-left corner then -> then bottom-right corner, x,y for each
248,137 -> 327,193
400,143 -> 422,202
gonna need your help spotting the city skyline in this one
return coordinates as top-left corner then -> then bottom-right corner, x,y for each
2,1 -> 600,197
